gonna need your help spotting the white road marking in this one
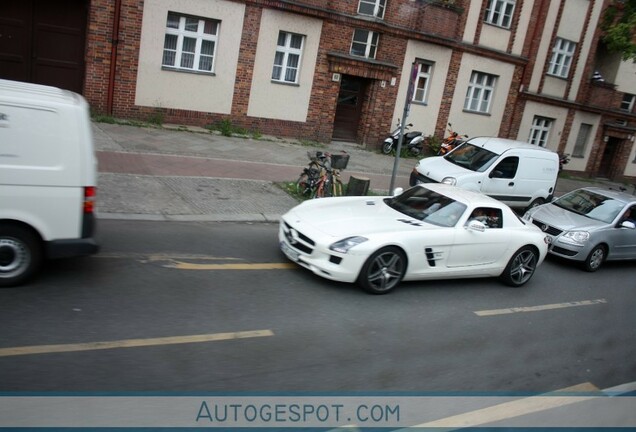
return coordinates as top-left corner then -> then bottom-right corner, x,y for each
475,299 -> 607,316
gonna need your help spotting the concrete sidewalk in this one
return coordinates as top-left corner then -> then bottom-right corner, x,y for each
93,122 -> 632,222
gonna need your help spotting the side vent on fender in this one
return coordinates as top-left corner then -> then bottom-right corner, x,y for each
425,247 -> 436,267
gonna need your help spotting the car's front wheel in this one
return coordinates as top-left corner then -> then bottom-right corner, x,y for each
0,225 -> 42,288
500,246 -> 538,287
583,244 -> 606,272
357,247 -> 406,294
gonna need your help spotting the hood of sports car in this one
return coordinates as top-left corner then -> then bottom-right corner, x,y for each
285,197 -> 435,237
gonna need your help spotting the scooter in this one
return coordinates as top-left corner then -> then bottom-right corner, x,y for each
437,123 -> 468,155
382,120 -> 425,156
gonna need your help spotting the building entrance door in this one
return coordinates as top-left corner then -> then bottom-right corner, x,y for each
598,137 -> 621,178
0,0 -> 88,93
332,75 -> 367,142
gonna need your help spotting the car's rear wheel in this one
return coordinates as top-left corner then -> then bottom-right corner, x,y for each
0,225 -> 42,288
583,244 -> 606,272
500,246 -> 538,287
357,247 -> 406,294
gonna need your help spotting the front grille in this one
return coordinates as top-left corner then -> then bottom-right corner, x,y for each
283,222 -> 315,255
532,220 -> 563,236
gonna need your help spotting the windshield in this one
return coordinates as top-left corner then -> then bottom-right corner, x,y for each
553,189 -> 627,223
444,142 -> 499,172
384,186 -> 467,227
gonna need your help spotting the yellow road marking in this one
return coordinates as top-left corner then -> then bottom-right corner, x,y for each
166,261 -> 296,270
0,330 -> 274,358
475,299 -> 607,316
409,382 -> 600,429
94,253 -> 295,270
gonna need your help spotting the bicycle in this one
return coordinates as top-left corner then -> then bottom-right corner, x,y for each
296,151 -> 328,197
314,151 -> 348,198
296,151 -> 349,198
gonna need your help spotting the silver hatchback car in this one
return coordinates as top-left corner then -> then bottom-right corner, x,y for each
523,187 -> 636,271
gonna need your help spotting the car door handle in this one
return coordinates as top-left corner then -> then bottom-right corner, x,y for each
508,182 -> 514,187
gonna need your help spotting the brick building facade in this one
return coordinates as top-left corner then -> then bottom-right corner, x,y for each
2,0 -> 635,182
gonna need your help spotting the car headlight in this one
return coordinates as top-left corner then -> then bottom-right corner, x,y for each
559,231 -> 590,246
441,177 -> 457,186
329,236 -> 368,253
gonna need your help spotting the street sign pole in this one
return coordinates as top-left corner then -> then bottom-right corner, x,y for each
389,62 -> 418,193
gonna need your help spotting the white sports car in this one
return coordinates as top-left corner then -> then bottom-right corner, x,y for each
279,184 -> 550,294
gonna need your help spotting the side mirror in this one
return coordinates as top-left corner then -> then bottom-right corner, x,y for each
407,123 -> 413,127
489,170 -> 503,178
392,187 -> 404,196
621,221 -> 636,229
466,220 -> 486,232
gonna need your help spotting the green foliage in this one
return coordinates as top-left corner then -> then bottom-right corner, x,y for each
92,114 -> 117,124
146,110 -> 164,126
602,0 -> 636,60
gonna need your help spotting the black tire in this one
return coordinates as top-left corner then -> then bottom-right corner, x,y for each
409,147 -> 421,156
525,197 -> 546,212
382,141 -> 394,155
296,173 -> 311,196
583,244 -> 606,272
357,247 -> 407,294
499,246 -> 538,287
0,225 -> 42,288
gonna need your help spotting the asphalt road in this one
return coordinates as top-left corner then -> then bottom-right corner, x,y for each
0,220 -> 634,393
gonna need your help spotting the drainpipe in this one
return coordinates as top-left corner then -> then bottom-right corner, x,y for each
107,0 -> 122,115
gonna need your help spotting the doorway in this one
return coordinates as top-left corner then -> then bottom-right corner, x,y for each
597,137 -> 621,178
0,0 -> 89,93
332,75 -> 367,142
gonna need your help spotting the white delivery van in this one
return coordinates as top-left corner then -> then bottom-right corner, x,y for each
410,136 -> 559,210
0,79 -> 99,287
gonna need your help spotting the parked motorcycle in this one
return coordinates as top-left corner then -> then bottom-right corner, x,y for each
382,120 -> 425,156
437,123 -> 468,155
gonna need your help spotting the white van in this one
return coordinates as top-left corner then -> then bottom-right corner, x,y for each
0,79 -> 99,287
410,137 -> 559,210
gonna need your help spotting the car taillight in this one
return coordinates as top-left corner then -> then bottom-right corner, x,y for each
84,186 -> 96,214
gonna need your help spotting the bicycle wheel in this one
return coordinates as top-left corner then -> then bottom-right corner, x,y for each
332,177 -> 343,197
296,173 -> 312,196
314,176 -> 331,198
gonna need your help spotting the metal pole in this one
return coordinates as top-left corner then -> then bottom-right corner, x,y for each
389,62 -> 418,193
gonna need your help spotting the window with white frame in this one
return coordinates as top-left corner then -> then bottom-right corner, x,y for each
548,38 -> 576,78
272,31 -> 304,84
621,93 -> 635,112
464,71 -> 497,113
528,116 -> 552,147
484,0 -> 515,29
351,29 -> 379,59
162,12 -> 219,73
358,0 -> 386,19
413,61 -> 433,104
572,123 -> 592,157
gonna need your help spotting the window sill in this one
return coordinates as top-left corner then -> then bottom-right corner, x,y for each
161,66 -> 215,76
483,21 -> 512,31
546,73 -> 569,81
271,80 -> 300,87
462,109 -> 491,116
411,100 -> 428,107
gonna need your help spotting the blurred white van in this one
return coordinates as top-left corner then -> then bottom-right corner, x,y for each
410,137 -> 559,210
0,79 -> 99,287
